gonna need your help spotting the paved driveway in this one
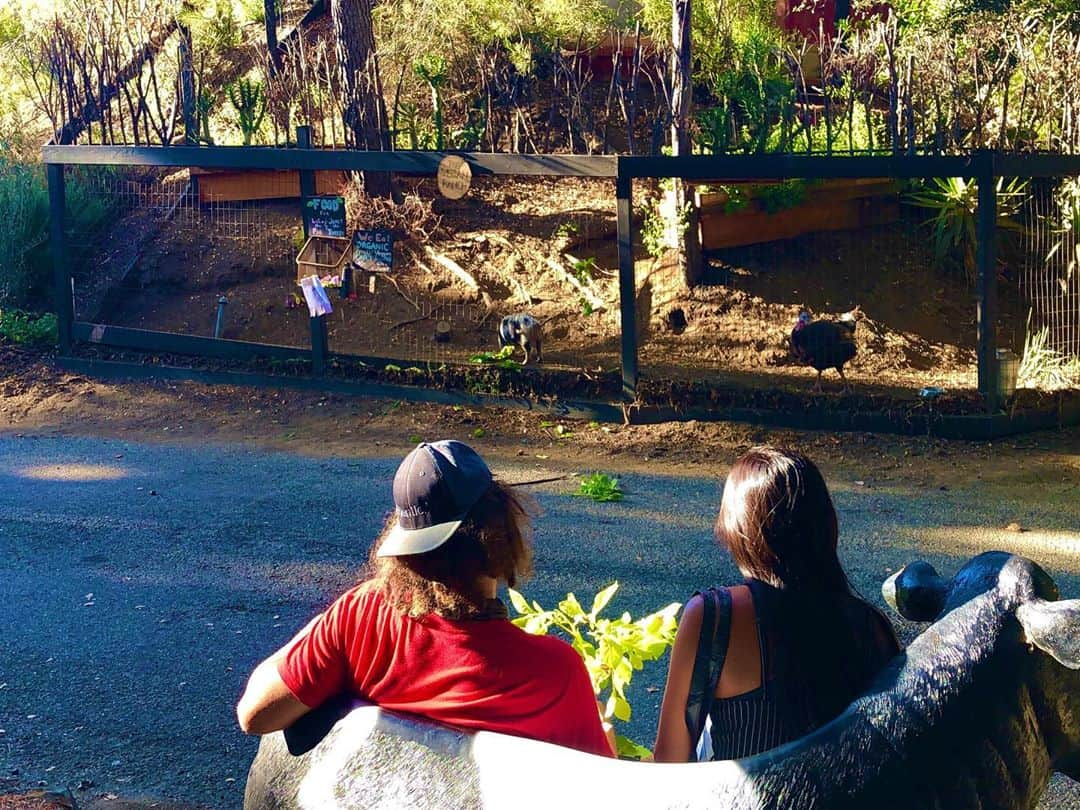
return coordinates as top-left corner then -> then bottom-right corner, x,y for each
0,435 -> 1077,808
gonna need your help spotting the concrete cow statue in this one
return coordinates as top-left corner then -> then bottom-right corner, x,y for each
243,551 -> 1079,810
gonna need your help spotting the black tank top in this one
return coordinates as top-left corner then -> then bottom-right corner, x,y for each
690,579 -> 899,761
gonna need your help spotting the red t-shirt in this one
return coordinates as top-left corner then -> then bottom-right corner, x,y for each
278,585 -> 613,757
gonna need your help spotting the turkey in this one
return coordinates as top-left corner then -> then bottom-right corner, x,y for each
790,309 -> 859,392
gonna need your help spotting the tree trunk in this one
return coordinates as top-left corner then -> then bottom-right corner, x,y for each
264,0 -> 282,75
178,24 -> 196,144
329,0 -> 393,198
670,0 -> 703,287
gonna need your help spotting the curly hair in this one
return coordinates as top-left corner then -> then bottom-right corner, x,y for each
368,479 -> 536,618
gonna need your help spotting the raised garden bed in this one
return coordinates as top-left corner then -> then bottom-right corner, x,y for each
695,178 -> 900,250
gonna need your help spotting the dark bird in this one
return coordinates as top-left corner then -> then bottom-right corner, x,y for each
498,313 -> 543,365
790,309 -> 859,392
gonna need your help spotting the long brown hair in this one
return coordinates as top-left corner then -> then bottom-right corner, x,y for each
369,479 -> 536,617
715,446 -> 850,593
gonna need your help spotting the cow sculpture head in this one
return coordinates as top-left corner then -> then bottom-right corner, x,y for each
883,551 -> 1080,781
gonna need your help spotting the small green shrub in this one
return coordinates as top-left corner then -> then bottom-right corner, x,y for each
0,310 -> 57,347
572,256 -> 597,285
509,582 -> 680,759
575,472 -> 623,502
468,345 -> 523,370
755,180 -> 807,214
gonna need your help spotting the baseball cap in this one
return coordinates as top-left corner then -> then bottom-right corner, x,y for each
376,440 -> 494,557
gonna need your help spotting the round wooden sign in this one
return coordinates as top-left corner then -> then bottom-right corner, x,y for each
437,155 -> 472,199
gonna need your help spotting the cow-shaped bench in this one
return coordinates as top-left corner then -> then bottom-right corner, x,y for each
243,551 -> 1080,809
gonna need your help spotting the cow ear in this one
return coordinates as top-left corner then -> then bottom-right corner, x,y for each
1017,599 -> 1080,670
883,561 -> 948,622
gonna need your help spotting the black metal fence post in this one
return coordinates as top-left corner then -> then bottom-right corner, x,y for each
297,125 -> 315,238
310,315 -> 328,375
616,168 -> 638,400
975,150 -> 999,412
47,163 -> 73,355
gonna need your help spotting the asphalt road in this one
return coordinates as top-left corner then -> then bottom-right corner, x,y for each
0,434 -> 1077,808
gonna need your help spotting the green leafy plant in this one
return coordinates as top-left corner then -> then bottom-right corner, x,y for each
906,177 -> 1029,284
575,472 -> 623,502
414,55 -> 448,150
509,582 -> 680,759
554,221 -> 581,239
472,427 -> 486,439
580,296 -> 594,316
755,179 -> 807,214
468,345 -> 523,370
572,256 -> 597,285
639,195 -> 690,260
0,309 -> 57,347
226,77 -> 267,146
1046,178 -> 1080,284
1018,313 -> 1080,391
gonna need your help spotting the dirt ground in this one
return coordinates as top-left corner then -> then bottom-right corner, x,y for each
2,344 -> 1077,507
86,174 -> 1034,399
1,344 -> 1078,809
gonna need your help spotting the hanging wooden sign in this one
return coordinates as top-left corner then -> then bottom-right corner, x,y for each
437,155 -> 472,199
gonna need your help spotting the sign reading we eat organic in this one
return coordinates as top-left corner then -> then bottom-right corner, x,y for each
352,228 -> 394,272
303,195 -> 347,238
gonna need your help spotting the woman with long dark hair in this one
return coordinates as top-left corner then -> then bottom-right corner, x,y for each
654,446 -> 899,762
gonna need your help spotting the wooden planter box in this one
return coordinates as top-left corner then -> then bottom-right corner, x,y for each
696,178 -> 900,250
191,168 -> 346,203
296,235 -> 351,286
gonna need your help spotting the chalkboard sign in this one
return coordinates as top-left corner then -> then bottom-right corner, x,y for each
303,195 -> 347,238
352,228 -> 394,272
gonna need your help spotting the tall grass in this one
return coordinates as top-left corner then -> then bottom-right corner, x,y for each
0,159 -> 50,307
1018,320 -> 1080,391
0,158 -> 119,310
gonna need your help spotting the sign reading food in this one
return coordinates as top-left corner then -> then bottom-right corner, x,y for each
303,195 -> 347,238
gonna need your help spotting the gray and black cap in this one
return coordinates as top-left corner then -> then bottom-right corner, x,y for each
376,440 -> 493,557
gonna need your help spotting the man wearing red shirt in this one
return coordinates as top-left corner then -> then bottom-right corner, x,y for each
236,440 -> 614,758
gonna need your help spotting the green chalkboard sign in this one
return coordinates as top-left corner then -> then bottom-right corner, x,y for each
352,228 -> 394,272
303,195 -> 347,238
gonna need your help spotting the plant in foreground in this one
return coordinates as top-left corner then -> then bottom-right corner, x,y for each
509,582 -> 680,759
575,472 -> 623,502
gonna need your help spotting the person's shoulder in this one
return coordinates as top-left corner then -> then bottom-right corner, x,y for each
329,580 -> 387,617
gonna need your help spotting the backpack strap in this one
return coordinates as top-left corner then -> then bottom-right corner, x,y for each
683,586 -> 733,760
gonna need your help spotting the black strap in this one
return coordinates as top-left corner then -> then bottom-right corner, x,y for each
682,587 -> 732,761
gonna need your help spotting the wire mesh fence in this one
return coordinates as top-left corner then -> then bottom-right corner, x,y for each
64,166 -> 623,378
634,176 -> 985,399
1020,177 -> 1080,358
47,150 -> 1080,413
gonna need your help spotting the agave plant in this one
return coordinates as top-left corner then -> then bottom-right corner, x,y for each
1046,178 -> 1080,286
906,177 -> 1029,285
